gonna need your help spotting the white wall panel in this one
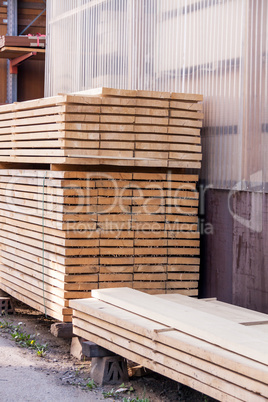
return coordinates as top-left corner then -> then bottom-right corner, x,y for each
45,0 -> 268,191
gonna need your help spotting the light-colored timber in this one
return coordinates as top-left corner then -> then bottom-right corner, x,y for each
0,169 -> 200,321
70,290 -> 268,401
0,88 -> 203,168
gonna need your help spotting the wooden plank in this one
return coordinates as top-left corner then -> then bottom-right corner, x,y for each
135,142 -> 201,153
170,92 -> 203,102
99,266 -> 133,275
170,100 -> 203,111
0,46 -> 45,60
102,106 -> 169,117
166,281 -> 198,289
156,295 -> 268,324
135,133 -> 201,144
100,96 -> 169,108
168,152 -> 202,161
98,282 -> 133,289
99,273 -> 133,282
75,87 -> 137,98
166,289 -> 199,296
170,110 -> 204,120
133,273 -> 167,281
167,126 -> 200,136
168,160 -> 201,169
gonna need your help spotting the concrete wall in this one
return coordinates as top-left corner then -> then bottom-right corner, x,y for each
200,189 -> 268,313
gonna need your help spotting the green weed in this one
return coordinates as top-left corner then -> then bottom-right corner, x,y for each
102,388 -> 116,398
122,398 -> 150,402
0,320 -> 47,356
86,378 -> 96,390
0,319 -> 16,331
102,384 -> 137,400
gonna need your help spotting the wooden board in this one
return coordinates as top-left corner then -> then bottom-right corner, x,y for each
157,294 -> 268,324
0,46 -> 45,60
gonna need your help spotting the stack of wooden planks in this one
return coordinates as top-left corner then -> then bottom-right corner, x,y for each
0,2 -> 7,26
70,288 -> 268,401
0,87 -> 203,168
0,169 -> 200,322
0,35 -> 46,49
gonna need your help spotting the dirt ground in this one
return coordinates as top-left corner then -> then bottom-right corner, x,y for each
0,299 -> 217,402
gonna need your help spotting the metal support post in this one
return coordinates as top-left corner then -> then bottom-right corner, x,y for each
7,0 -> 18,103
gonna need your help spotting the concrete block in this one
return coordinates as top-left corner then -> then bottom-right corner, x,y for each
90,356 -> 129,385
0,297 -> 14,315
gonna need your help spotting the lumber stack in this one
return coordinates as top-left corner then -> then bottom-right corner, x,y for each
0,35 -> 46,49
0,87 -> 202,168
0,169 -> 200,322
0,5 -> 7,26
70,288 -> 268,401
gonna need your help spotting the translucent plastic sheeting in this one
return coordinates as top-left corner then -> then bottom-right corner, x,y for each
45,0 -> 268,192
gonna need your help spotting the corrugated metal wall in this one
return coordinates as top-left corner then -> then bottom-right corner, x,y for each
45,0 -> 268,191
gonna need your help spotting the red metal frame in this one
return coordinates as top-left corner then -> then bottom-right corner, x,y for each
10,51 -> 37,74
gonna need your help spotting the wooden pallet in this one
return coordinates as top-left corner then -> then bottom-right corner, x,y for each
0,88 -> 203,168
0,169 -> 200,321
70,288 -> 268,401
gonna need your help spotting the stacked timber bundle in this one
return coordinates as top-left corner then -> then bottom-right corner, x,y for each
0,3 -> 7,26
0,35 -> 46,49
0,169 -> 200,322
0,87 -> 202,168
70,288 -> 268,401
